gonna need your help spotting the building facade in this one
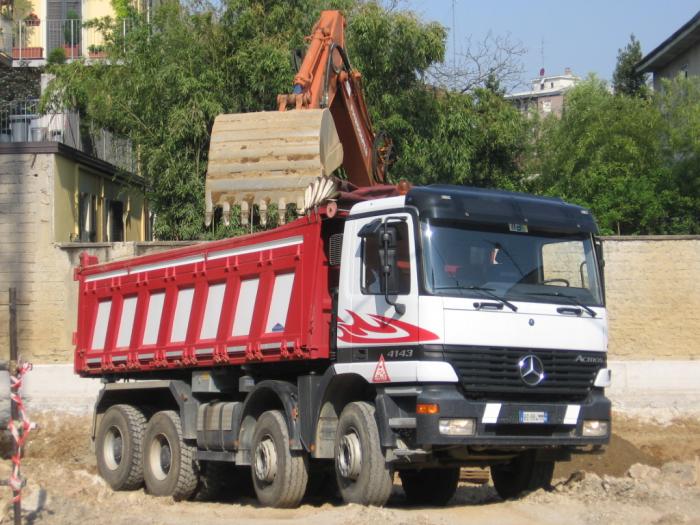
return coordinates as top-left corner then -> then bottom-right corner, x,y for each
1,0 -> 155,65
505,68 -> 581,118
637,10 -> 700,91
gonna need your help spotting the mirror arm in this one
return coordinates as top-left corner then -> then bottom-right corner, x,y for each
382,220 -> 405,315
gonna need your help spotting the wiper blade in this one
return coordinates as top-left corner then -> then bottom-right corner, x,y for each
464,286 -> 518,312
527,291 -> 597,317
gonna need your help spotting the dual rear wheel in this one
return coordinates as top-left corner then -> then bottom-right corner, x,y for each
96,406 -> 199,500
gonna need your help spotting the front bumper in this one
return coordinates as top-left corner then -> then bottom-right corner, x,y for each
413,385 -> 611,447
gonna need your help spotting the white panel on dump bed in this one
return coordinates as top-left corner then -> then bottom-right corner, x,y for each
143,292 -> 165,345
91,300 -> 112,350
232,278 -> 259,336
200,283 -> 226,340
265,273 -> 295,333
171,288 -> 195,342
116,296 -> 138,348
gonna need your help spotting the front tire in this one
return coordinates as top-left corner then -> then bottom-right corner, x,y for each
334,401 -> 393,506
95,404 -> 146,490
400,467 -> 460,506
490,452 -> 554,500
143,410 -> 199,500
250,410 -> 308,508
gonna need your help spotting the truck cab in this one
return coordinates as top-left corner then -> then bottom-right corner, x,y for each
332,185 -> 610,498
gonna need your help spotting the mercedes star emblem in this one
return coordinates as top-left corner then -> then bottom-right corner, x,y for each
518,355 -> 545,386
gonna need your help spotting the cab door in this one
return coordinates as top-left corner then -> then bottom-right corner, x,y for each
336,213 -> 421,350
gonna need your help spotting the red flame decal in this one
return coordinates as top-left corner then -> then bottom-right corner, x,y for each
337,310 -> 439,344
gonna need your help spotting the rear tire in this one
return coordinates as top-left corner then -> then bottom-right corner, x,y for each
400,467 -> 460,506
143,410 -> 199,500
491,452 -> 554,500
334,401 -> 393,506
250,410 -> 308,508
95,404 -> 146,490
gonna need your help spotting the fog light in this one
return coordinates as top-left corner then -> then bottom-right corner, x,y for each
439,418 -> 476,436
582,420 -> 609,437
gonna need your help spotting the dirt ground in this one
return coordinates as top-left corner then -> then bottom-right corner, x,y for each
1,412 -> 699,525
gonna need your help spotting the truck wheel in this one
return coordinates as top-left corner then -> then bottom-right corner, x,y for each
334,401 -> 393,506
399,467 -> 460,506
143,410 -> 199,500
250,410 -> 308,508
95,404 -> 146,490
490,452 -> 554,500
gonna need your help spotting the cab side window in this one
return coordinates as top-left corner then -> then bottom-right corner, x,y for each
361,221 -> 411,295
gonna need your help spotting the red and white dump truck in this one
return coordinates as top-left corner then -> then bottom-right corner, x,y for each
74,11 -> 611,508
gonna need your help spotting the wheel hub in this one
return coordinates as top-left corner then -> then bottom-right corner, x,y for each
254,437 -> 278,483
337,431 -> 362,480
149,434 -> 172,481
103,426 -> 123,471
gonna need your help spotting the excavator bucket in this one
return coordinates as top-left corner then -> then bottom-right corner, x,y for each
205,108 -> 343,226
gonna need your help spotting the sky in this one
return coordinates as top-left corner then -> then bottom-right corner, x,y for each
404,0 -> 699,90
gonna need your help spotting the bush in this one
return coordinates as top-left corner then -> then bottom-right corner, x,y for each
47,47 -> 67,65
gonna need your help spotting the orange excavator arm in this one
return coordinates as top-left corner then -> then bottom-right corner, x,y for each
277,10 -> 388,187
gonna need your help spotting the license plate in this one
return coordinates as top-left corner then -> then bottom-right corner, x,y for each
519,411 -> 548,424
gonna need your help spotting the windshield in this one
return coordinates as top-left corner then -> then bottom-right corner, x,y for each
421,219 -> 603,307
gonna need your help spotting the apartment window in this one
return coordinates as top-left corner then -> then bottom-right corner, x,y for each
105,199 -> 125,242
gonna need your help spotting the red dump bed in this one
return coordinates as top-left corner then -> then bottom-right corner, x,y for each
74,215 -> 331,376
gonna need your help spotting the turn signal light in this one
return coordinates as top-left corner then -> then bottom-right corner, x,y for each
416,403 -> 439,415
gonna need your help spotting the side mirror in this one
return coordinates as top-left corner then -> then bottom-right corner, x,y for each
381,222 -> 405,315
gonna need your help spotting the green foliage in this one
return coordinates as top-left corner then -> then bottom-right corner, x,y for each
346,4 -> 527,189
110,0 -> 132,19
47,46 -> 67,65
534,76 -> 699,235
613,34 -> 648,98
54,0 -> 700,240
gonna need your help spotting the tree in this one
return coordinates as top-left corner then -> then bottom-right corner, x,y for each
533,75 -> 700,235
43,0 -> 530,239
613,34 -> 648,97
655,76 -> 700,233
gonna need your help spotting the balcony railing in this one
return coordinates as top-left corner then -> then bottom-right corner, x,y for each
3,18 -> 130,63
0,98 -> 136,174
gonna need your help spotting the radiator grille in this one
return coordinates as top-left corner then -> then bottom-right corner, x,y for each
425,346 -> 605,400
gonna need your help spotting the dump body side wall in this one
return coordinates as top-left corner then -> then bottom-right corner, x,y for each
74,215 -> 332,376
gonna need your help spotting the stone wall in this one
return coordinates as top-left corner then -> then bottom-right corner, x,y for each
0,67 -> 41,105
603,236 -> 700,359
1,225 -> 698,362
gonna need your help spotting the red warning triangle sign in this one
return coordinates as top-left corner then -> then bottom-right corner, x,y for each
372,354 -> 391,383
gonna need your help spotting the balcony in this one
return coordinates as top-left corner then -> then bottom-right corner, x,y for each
0,98 -> 136,174
1,17 -> 128,65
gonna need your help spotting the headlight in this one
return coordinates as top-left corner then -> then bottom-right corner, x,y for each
439,418 -> 476,436
582,420 -> 609,437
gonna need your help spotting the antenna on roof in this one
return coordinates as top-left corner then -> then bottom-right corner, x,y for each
451,0 -> 457,69
540,37 -> 545,75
